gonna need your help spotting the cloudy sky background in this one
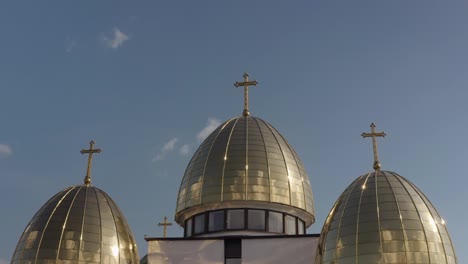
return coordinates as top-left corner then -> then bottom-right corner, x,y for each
1,1 -> 468,262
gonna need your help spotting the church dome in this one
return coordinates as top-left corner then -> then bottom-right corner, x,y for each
315,170 -> 457,264
175,115 -> 315,235
11,184 -> 139,264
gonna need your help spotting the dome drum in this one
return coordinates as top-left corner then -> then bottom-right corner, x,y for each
183,207 -> 307,237
177,200 -> 314,235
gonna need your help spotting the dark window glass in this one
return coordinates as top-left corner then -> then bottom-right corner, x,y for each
209,211 -> 225,232
227,210 -> 244,230
298,219 -> 305,235
186,218 -> 192,237
285,215 -> 296,235
248,210 -> 265,230
225,239 -> 242,258
268,211 -> 283,233
194,214 -> 205,234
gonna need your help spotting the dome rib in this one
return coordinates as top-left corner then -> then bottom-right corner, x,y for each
373,173 -> 385,260
252,117 -> 271,203
105,189 -> 122,261
57,186 -> 83,262
104,188 -> 140,262
331,174 -> 364,261
385,172 -> 413,262
417,176 -> 456,257
261,118 -> 292,205
200,117 -> 238,204
198,119 -> 228,205
91,187 -> 104,263
396,171 -> 450,262
12,189 -> 61,262
354,173 -> 372,259
390,171 -> 449,262
245,117 -> 249,199
38,186 -> 81,263
78,186 -> 89,259
177,145 -> 196,210
220,118 -> 240,202
275,123 -> 309,211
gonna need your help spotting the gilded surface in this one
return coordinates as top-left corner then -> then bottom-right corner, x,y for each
361,123 -> 386,171
80,140 -> 102,185
233,72 -> 258,117
176,116 -> 314,225
157,217 -> 173,238
316,171 -> 457,264
11,185 -> 139,264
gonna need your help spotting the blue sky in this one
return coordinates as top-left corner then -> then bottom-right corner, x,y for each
1,1 -> 467,262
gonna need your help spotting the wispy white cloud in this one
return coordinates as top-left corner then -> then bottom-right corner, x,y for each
152,118 -> 220,162
152,138 -> 178,162
65,37 -> 77,53
162,138 -> 178,152
0,258 -> 9,264
0,144 -> 12,158
197,118 -> 221,142
102,27 -> 129,50
179,144 -> 191,155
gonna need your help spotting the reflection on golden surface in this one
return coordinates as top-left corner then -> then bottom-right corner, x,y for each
316,171 -> 457,264
176,116 -> 315,226
11,185 -> 139,264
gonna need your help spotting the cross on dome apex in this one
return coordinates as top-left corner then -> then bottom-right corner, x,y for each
234,72 -> 258,117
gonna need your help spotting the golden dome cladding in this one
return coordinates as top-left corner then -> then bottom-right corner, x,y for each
175,116 -> 315,226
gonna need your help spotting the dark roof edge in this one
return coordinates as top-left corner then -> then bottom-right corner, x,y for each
145,233 -> 320,241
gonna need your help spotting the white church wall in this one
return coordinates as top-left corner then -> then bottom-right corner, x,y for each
243,236 -> 318,264
148,239 -> 224,264
147,236 -> 318,264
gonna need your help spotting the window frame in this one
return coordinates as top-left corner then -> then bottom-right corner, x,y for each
184,208 -> 306,237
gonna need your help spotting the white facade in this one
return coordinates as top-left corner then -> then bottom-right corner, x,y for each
147,235 -> 319,264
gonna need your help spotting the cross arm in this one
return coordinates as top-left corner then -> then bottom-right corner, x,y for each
361,132 -> 386,138
81,149 -> 102,154
234,80 -> 258,87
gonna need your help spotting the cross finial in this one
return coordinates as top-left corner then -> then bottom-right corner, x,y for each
157,216 -> 173,238
80,140 -> 102,185
361,123 -> 386,171
234,72 -> 258,117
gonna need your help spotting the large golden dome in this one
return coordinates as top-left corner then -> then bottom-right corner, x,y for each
11,184 -> 139,264
175,115 -> 315,229
316,170 -> 457,264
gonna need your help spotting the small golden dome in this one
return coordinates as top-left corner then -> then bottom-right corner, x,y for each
316,170 -> 457,263
11,185 -> 139,264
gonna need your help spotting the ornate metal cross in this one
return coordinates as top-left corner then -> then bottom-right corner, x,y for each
80,140 -> 102,185
361,123 -> 386,171
158,216 -> 173,238
234,72 -> 258,117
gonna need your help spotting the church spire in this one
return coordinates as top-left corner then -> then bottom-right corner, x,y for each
361,123 -> 386,171
234,72 -> 258,117
80,140 -> 102,185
